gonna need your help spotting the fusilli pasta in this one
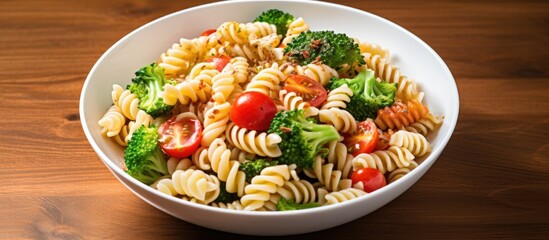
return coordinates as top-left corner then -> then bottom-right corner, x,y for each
323,188 -> 367,205
112,84 -> 139,120
375,99 -> 429,130
389,130 -> 432,157
98,105 -> 125,137
171,169 -> 220,204
225,122 -> 282,158
240,165 -> 291,210
100,10 -> 444,212
320,84 -> 353,110
351,146 -> 415,174
318,108 -> 357,134
304,156 -> 352,192
159,38 -> 201,78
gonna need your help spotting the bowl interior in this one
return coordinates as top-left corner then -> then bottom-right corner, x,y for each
80,0 -> 458,235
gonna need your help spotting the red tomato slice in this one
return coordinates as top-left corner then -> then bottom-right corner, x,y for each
351,167 -> 387,193
158,114 -> 202,158
230,92 -> 277,131
344,120 -> 380,156
200,29 -> 216,37
283,74 -> 327,107
206,55 -> 231,72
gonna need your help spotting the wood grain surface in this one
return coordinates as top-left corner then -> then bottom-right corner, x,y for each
1,0 -> 548,239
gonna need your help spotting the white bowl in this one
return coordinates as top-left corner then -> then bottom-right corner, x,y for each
80,0 -> 459,236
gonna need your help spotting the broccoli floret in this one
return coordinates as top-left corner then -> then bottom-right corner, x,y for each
254,9 -> 295,36
276,198 -> 320,211
239,159 -> 279,182
284,31 -> 364,73
127,63 -> 176,117
327,69 -> 397,121
268,109 -> 340,169
124,125 -> 168,184
214,182 -> 239,203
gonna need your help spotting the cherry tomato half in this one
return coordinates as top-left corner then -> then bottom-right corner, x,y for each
283,74 -> 327,107
158,114 -> 202,158
206,55 -> 231,72
200,29 -> 216,37
344,119 -> 380,156
351,167 -> 387,193
230,92 -> 277,131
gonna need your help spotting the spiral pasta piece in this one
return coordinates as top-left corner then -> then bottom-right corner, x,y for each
279,63 -> 339,87
405,113 -> 443,136
246,22 -> 277,40
159,38 -> 201,78
304,156 -> 352,192
245,63 -> 284,96
323,188 -> 367,205
225,122 -> 282,158
389,130 -> 432,157
277,180 -> 317,204
112,125 -> 129,147
211,72 -> 235,102
326,139 -> 354,179
196,33 -> 223,58
98,105 -> 126,137
251,33 -> 282,61
206,138 -> 247,196
241,165 -> 291,211
351,146 -> 415,174
162,78 -> 212,106
282,17 -> 309,46
321,84 -> 353,110
223,43 -> 258,61
303,63 -> 339,86
362,53 -> 423,101
357,40 -> 390,60
186,62 -> 219,85
111,84 -> 139,120
191,146 -> 211,171
375,99 -> 429,130
388,160 -> 419,183
318,108 -> 357,134
202,100 -> 231,146
216,21 -> 250,44
223,57 -> 250,84
151,178 -> 178,196
278,90 -> 319,117
171,169 -> 220,204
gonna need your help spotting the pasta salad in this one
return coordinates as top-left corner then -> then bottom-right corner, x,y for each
98,9 -> 443,211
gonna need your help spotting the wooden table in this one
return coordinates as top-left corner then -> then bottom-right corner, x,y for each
1,0 -> 548,239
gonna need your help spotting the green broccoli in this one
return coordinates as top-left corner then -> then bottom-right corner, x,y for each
276,198 -> 320,211
239,159 -> 279,183
284,31 -> 364,73
254,9 -> 295,36
127,63 -> 176,117
124,125 -> 168,184
327,69 -> 397,121
214,182 -> 239,203
267,109 -> 340,169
